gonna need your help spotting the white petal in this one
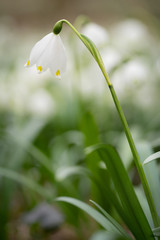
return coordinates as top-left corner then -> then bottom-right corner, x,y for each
49,35 -> 67,76
34,34 -> 56,71
25,33 -> 67,77
35,34 -> 66,76
29,33 -> 53,67
24,61 -> 29,68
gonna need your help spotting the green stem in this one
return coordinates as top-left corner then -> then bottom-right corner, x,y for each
53,19 -> 160,229
108,84 -> 159,228
53,19 -> 112,85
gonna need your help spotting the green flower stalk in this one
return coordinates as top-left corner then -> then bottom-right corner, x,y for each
53,19 -> 160,228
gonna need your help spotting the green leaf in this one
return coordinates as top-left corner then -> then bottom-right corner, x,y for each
89,172 -> 130,228
0,118 -> 47,240
137,143 -> 160,219
80,34 -> 102,64
3,117 -> 47,170
90,230 -> 127,240
85,144 -> 154,240
134,186 -> 153,228
79,112 -> 99,146
29,145 -> 52,172
55,166 -> 90,181
56,196 -> 129,238
79,33 -> 111,86
0,167 -> 53,199
79,111 -> 101,173
90,200 -> 131,239
143,151 -> 160,165
152,226 -> 160,237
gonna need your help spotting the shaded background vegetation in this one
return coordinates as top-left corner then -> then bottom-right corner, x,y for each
0,0 -> 160,240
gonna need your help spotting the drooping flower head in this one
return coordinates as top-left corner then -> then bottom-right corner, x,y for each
25,33 -> 66,78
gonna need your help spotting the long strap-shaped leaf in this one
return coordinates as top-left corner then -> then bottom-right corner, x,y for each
56,196 -> 131,239
86,144 -> 154,240
90,200 -> 131,238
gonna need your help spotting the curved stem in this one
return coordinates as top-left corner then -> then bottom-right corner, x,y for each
54,19 -> 112,87
53,19 -> 160,228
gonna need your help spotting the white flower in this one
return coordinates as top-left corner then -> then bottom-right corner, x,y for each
25,33 -> 67,78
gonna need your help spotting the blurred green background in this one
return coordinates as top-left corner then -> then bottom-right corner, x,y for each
0,0 -> 160,240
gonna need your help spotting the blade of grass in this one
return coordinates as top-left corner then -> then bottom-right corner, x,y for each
85,144 -> 154,240
90,200 -> 132,239
153,227 -> 160,237
89,170 -> 132,228
56,196 -> 131,239
143,151 -> 160,165
138,143 -> 160,218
